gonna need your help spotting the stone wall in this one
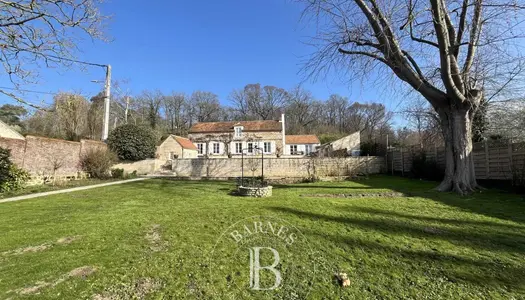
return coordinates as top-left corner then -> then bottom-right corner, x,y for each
171,156 -> 384,179
113,159 -> 164,175
0,135 -> 107,178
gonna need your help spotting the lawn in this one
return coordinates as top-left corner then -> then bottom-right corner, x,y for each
0,176 -> 524,299
0,178 -> 121,199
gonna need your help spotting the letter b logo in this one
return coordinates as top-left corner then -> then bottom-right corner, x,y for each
249,247 -> 282,290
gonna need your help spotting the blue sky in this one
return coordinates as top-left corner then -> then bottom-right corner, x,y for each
0,0 -> 404,123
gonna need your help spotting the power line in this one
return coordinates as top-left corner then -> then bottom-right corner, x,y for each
0,86 -> 58,96
17,49 -> 108,68
43,53 -> 108,68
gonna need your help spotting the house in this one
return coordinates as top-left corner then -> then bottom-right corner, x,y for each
188,115 -> 285,157
187,114 -> 321,158
317,132 -> 361,157
0,119 -> 24,140
284,135 -> 320,156
156,135 -> 198,160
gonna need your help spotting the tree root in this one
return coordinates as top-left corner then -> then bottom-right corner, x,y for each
435,177 -> 481,195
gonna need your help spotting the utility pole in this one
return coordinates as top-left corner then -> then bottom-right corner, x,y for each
124,96 -> 130,124
102,64 -> 111,141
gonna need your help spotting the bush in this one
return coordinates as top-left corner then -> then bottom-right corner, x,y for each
410,152 -> 444,181
80,148 -> 117,179
0,147 -> 29,192
111,168 -> 125,179
360,141 -> 386,156
107,124 -> 157,161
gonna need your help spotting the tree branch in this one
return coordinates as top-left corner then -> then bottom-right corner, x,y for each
0,13 -> 44,27
402,50 -> 425,80
462,0 -> 483,77
338,48 -> 390,66
0,89 -> 51,111
409,21 -> 440,48
430,0 -> 466,102
454,0 -> 470,57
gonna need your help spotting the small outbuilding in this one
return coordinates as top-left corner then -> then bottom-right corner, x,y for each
157,135 -> 198,160
317,132 -> 361,157
284,135 -> 321,156
0,119 -> 24,140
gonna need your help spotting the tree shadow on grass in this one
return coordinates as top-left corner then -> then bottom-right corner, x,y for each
267,206 -> 525,255
351,206 -> 525,231
272,184 -> 379,190
356,175 -> 525,225
266,205 -> 525,292
304,228 -> 525,292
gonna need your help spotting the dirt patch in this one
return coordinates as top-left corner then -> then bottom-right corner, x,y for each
69,266 -> 97,279
134,278 -> 161,298
2,243 -> 52,256
15,265 -> 96,295
18,281 -> 50,295
301,192 -> 408,198
92,277 -> 162,300
145,224 -> 168,252
57,235 -> 81,245
2,236 -> 81,256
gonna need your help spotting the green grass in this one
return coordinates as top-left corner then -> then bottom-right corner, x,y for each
0,176 -> 524,299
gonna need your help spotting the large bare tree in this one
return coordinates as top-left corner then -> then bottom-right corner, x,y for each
300,0 -> 525,194
0,0 -> 107,108
230,84 -> 287,120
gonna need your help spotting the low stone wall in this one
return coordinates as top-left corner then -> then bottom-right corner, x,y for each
238,186 -> 273,197
171,157 -> 384,179
112,159 -> 164,175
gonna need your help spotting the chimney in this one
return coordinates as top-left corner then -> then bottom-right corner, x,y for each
281,113 -> 286,156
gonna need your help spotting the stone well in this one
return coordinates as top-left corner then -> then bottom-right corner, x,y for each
237,186 -> 273,197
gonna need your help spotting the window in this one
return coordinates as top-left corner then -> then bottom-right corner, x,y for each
305,145 -> 312,155
235,142 -> 242,154
197,143 -> 205,155
234,126 -> 243,138
290,145 -> 298,155
264,142 -> 271,153
213,143 -> 220,154
170,152 -> 178,159
247,142 -> 253,154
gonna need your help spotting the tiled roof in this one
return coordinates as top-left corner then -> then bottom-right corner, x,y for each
285,135 -> 320,144
189,120 -> 282,133
173,136 -> 198,150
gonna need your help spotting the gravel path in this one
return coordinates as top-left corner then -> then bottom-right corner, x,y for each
0,178 -> 149,204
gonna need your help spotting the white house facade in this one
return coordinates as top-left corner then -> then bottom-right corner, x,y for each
284,135 -> 321,156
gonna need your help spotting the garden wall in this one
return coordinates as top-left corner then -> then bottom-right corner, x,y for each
171,156 -> 384,179
112,159 -> 165,175
0,135 -> 107,179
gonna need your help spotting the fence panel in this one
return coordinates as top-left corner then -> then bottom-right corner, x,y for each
387,139 -> 522,181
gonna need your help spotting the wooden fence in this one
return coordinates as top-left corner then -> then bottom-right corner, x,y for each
386,140 -> 525,181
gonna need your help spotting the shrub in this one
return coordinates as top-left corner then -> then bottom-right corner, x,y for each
111,168 -> 125,179
410,152 -> 444,181
80,148 -> 117,179
360,141 -> 386,156
107,124 -> 157,161
0,147 -> 29,192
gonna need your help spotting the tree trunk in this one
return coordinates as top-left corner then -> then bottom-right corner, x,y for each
435,105 -> 478,195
